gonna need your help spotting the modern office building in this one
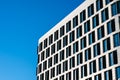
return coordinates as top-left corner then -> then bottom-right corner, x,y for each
37,0 -> 120,80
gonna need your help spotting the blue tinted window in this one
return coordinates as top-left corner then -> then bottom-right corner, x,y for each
77,53 -> 83,65
95,74 -> 101,80
85,48 -> 91,61
104,70 -> 112,80
107,19 -> 115,34
84,20 -> 90,33
88,4 -> 94,17
111,1 -> 120,16
97,25 -> 104,40
69,31 -> 75,43
81,37 -> 86,49
89,60 -> 96,74
66,21 -> 71,33
105,0 -> 113,5
73,41 -> 79,54
60,26 -> 65,37
73,16 -> 78,28
116,66 -> 120,80
93,14 -> 99,28
113,33 -> 120,47
80,10 -> 86,23
89,31 -> 95,45
99,56 -> 106,70
93,43 -> 100,57
81,64 -> 87,78
101,8 -> 109,22
63,35 -> 68,47
103,38 -> 111,52
76,26 -> 82,38
96,0 -> 103,11
109,50 -> 118,66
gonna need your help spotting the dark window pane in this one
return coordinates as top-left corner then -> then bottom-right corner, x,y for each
73,16 -> 78,28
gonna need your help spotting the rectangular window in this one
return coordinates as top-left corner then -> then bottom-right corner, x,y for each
104,70 -> 112,80
69,57 -> 75,69
49,34 -> 53,45
60,50 -> 64,61
46,47 -> 50,58
63,35 -> 68,47
81,64 -> 87,78
38,64 -> 42,73
84,20 -> 90,34
63,60 -> 68,72
103,37 -> 111,52
66,72 -> 71,80
54,54 -> 58,65
111,1 -> 120,16
60,26 -> 65,37
60,75 -> 64,80
81,36 -> 86,49
94,74 -> 101,80
89,31 -> 95,45
73,68 -> 79,80
86,77 -> 92,80
92,14 -> 99,28
113,33 -> 120,47
69,31 -> 75,43
99,56 -> 106,70
51,67 -> 55,78
109,50 -> 118,66
76,26 -> 82,38
107,19 -> 115,34
45,71 -> 49,80
39,42 -> 43,52
66,46 -> 71,58
41,51 -> 45,61
97,25 -> 105,40
43,60 -> 47,71
85,48 -> 91,61
66,21 -> 71,33
54,30 -> 59,41
101,8 -> 109,22
56,64 -> 61,75
93,43 -> 100,57
51,44 -> 55,54
105,0 -> 113,5
44,38 -> 48,48
48,57 -> 52,68
57,40 -> 61,51
116,66 -> 120,80
80,10 -> 86,23
77,52 -> 83,65
96,0 -> 103,11
73,15 -> 78,28
89,60 -> 96,74
73,41 -> 79,54
40,73 -> 44,80
88,4 -> 94,17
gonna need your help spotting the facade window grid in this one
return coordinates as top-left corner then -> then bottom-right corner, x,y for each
38,0 -> 120,80
89,31 -> 95,45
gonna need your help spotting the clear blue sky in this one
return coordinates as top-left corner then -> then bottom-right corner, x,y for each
0,0 -> 84,80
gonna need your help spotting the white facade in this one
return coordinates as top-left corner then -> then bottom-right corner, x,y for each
37,0 -> 120,80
